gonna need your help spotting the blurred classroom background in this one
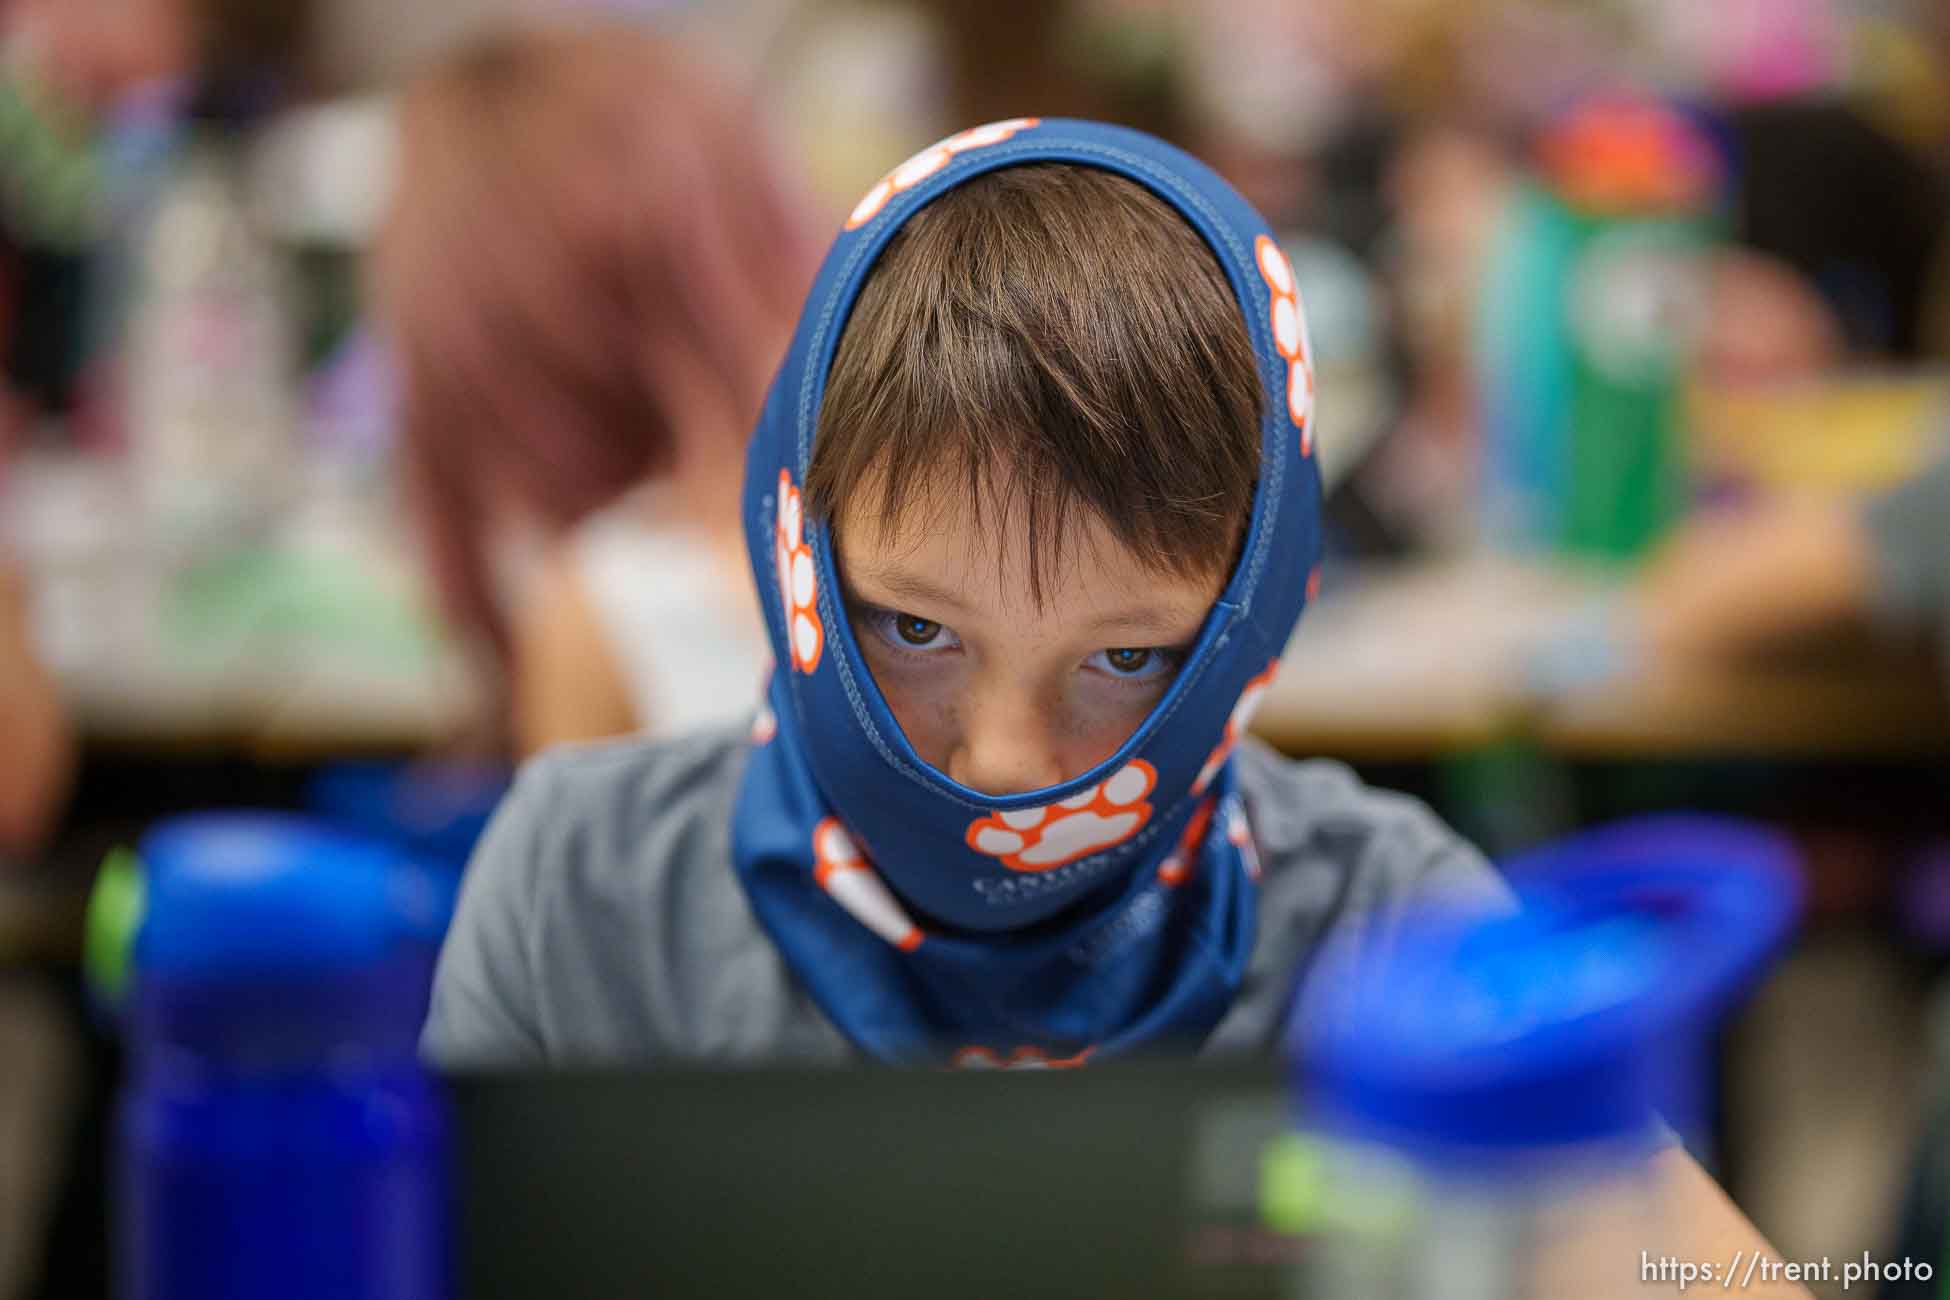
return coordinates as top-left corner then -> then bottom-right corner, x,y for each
5,0 -> 1950,1295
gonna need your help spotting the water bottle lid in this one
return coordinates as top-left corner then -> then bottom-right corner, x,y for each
1299,829 -> 1799,1156
136,813 -> 406,981
1536,95 -> 1724,214
306,760 -> 509,871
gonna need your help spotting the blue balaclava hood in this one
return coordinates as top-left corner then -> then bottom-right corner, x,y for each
731,118 -> 1321,1066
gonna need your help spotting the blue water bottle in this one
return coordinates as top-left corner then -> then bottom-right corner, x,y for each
115,813 -> 450,1300
1284,829 -> 1799,1300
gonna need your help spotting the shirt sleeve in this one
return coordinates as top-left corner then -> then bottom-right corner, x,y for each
1860,453 -> 1950,630
421,759 -> 554,1068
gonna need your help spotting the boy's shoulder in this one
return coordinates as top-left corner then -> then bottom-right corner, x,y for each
1232,736 -> 1499,904
1205,738 -> 1509,1055
514,722 -> 753,859
427,723 -> 849,1065
505,724 -> 764,1003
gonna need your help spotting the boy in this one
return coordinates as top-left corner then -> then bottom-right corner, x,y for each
426,118 -> 1801,1287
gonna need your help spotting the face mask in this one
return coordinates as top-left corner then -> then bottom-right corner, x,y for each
731,118 -> 1320,1064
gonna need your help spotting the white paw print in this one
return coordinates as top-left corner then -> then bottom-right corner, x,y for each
775,470 -> 823,674
964,760 -> 1156,873
845,118 -> 1043,230
812,817 -> 921,951
1255,235 -> 1314,456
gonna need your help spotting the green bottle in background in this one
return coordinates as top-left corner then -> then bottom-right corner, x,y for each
1539,98 -> 1725,563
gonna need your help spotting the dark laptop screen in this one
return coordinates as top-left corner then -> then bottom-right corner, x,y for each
450,1062 -> 1298,1300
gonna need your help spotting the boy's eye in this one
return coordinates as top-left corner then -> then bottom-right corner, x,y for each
1088,646 -> 1178,681
856,604 -> 961,655
895,614 -> 943,646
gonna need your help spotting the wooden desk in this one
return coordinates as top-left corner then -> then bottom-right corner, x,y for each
1538,652 -> 1950,759
6,449 -> 482,760
1252,558 -> 1950,761
61,646 -> 479,760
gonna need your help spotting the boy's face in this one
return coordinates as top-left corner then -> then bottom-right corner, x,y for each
836,480 -> 1224,797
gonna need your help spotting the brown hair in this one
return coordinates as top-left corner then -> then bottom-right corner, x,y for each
807,164 -> 1261,603
370,24 -> 819,667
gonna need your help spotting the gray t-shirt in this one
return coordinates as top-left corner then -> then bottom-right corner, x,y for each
423,727 -> 1508,1067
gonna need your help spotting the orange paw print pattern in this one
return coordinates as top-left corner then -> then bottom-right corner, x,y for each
775,469 -> 823,674
1193,661 -> 1280,796
813,817 -> 923,952
1223,794 -> 1261,882
844,118 -> 1042,230
951,1045 -> 1095,1070
1157,797 -> 1217,888
964,760 -> 1156,873
1254,235 -> 1314,457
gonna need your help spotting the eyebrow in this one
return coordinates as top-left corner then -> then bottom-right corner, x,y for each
856,569 -> 973,616
852,567 -> 1205,639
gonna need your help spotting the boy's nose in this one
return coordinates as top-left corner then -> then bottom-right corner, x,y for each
946,692 -> 1066,797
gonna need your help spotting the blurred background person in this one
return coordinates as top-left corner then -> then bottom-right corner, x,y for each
368,23 -> 821,756
1626,452 -> 1948,671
